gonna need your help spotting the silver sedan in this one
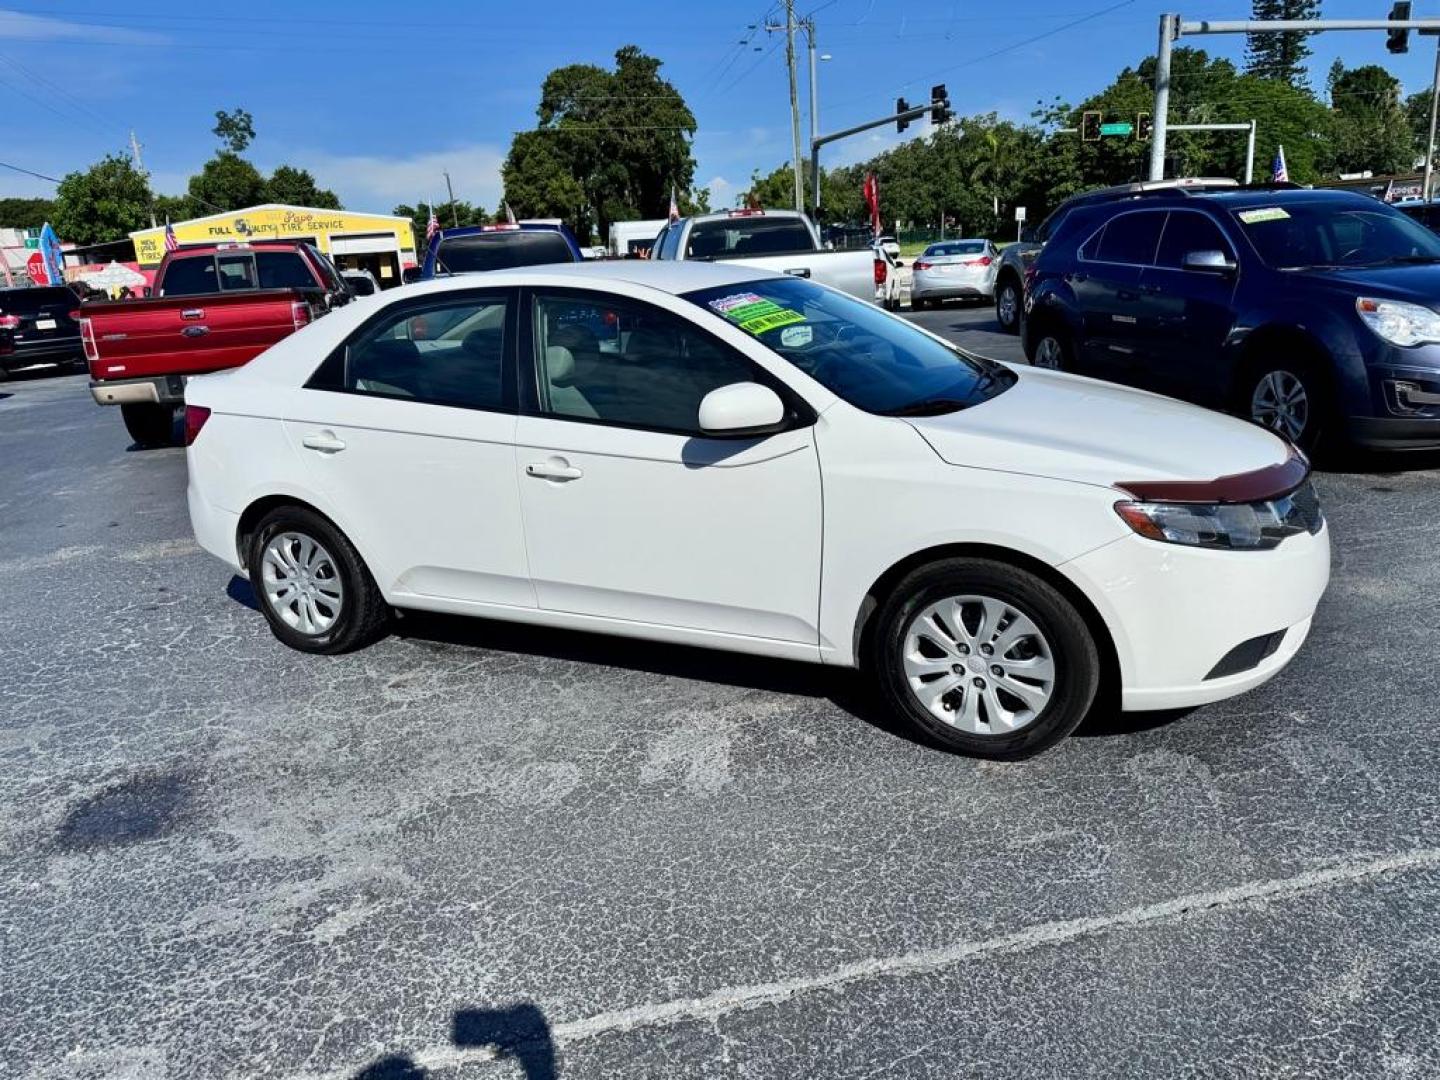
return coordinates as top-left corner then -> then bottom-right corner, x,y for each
910,239 -> 999,310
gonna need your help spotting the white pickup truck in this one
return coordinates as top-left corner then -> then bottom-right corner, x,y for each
651,209 -> 894,306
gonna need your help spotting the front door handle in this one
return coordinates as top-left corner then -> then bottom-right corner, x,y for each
302,431 -> 346,453
525,458 -> 583,481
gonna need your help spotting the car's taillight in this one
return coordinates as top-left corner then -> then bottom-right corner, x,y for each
0,314 -> 19,330
291,301 -> 312,330
184,405 -> 211,446
68,308 -> 82,320
79,317 -> 98,364
967,256 -> 993,267
873,257 -> 887,286
913,260 -> 932,271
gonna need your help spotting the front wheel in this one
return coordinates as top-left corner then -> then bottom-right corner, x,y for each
867,558 -> 1101,759
120,403 -> 177,447
1028,326 -> 1071,371
995,280 -> 1021,333
1242,364 -> 1329,452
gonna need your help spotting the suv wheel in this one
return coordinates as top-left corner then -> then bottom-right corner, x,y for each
120,403 -> 177,448
1244,365 -> 1327,451
995,279 -> 1021,333
1030,328 -> 1071,371
867,558 -> 1101,759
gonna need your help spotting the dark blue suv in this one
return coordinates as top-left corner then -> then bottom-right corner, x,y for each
1023,187 -> 1440,451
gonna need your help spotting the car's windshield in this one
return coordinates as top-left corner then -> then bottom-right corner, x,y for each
433,230 -> 574,273
1234,202 -> 1440,269
925,241 -> 986,257
683,277 -> 1015,415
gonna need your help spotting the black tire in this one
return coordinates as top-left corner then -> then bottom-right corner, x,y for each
121,403 -> 177,447
912,297 -> 927,311
246,505 -> 390,655
1238,360 -> 1331,454
866,558 -> 1101,759
1026,323 -> 1072,371
995,279 -> 1021,333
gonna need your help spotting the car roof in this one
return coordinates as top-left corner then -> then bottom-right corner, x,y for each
403,259 -> 785,296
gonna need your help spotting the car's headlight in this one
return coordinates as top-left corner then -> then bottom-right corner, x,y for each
1356,297 -> 1440,347
1114,481 -> 1324,550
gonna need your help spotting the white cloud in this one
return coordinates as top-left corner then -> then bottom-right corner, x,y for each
281,144 -> 507,215
0,9 -> 166,44
704,175 -> 733,199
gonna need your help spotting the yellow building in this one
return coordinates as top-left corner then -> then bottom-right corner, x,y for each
131,204 -> 417,288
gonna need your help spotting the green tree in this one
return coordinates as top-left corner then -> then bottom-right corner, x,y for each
0,197 -> 55,229
1245,0 -> 1320,85
213,108 -> 255,154
152,193 -> 193,225
188,151 -> 265,212
264,165 -> 341,208
503,45 -> 698,242
1323,64 -> 1414,175
51,154 -> 153,244
392,200 -> 491,242
1406,89 -> 1434,160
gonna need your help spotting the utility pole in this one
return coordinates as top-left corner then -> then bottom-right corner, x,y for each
1149,15 -> 1176,182
805,17 -> 821,211
443,170 -> 459,227
1425,35 -> 1440,201
785,1 -> 803,211
130,130 -> 157,227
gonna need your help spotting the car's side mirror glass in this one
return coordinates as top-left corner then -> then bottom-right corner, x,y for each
698,382 -> 786,437
1182,249 -> 1236,274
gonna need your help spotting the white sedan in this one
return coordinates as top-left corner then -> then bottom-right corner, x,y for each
185,261 -> 1330,759
910,239 -> 999,310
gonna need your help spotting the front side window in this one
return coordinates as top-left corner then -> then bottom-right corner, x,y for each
256,251 -> 315,290
335,295 -> 511,411
1155,212 -> 1234,269
1091,211 -> 1166,266
532,293 -> 756,433
1234,201 -> 1440,270
683,277 -> 1015,416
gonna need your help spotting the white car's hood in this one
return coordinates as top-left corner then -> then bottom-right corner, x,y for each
907,365 -> 1290,490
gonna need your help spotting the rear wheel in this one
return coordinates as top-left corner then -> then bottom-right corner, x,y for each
995,279 -> 1021,333
867,558 -> 1101,759
247,505 -> 390,654
1241,362 -> 1330,452
121,403 -> 177,448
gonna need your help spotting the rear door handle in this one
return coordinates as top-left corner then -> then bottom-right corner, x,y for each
525,459 -> 583,481
302,431 -> 346,453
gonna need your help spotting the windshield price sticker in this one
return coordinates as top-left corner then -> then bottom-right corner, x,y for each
1238,207 -> 1291,224
780,324 -> 813,347
709,293 -> 806,336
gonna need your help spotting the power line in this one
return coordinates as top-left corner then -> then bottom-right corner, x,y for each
0,160 -> 62,184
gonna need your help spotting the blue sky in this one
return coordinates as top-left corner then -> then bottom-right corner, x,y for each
1,0 -> 1436,216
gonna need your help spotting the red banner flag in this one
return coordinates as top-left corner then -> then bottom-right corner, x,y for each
862,172 -> 881,238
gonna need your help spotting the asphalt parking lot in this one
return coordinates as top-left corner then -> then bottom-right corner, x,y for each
5,305 -> 1440,1079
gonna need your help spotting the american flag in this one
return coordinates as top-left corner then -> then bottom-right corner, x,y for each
1272,145 -> 1289,183
425,203 -> 440,243
668,185 -> 680,222
163,219 -> 178,252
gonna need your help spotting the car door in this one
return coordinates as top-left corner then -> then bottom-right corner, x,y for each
513,286 -> 823,646
1072,210 -> 1166,384
1138,210 -> 1241,404
284,288 -> 533,608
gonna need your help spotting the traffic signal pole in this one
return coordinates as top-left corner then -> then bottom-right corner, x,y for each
1424,36 -> 1440,201
1149,13 -> 1440,180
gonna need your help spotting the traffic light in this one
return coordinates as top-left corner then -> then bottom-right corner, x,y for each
1136,111 -> 1152,141
1081,110 -> 1102,142
1389,0 -> 1412,54
930,83 -> 952,126
897,97 -> 911,133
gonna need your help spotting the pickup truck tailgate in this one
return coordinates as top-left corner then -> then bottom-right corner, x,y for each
84,290 -> 312,382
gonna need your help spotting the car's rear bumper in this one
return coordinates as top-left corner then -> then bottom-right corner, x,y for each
911,280 -> 992,301
1059,526 -> 1331,711
187,475 -> 243,572
90,373 -> 188,406
2,337 -> 81,370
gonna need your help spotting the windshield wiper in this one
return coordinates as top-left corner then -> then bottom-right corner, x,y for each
1368,254 -> 1440,266
881,398 -> 971,417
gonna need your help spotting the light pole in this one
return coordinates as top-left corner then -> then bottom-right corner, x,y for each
1425,35 -> 1440,201
803,18 -> 830,212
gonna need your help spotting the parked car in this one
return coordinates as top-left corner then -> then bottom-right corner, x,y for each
81,240 -> 350,446
651,208 -> 891,306
910,239 -> 999,309
1024,186 -> 1440,452
341,269 -> 379,296
185,261 -> 1328,760
421,221 -> 583,279
1393,198 -> 1440,234
993,177 -> 1243,333
608,219 -> 668,258
0,284 -> 86,378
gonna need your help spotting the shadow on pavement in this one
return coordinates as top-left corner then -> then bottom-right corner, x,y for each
226,575 -> 260,611
352,1003 -> 559,1079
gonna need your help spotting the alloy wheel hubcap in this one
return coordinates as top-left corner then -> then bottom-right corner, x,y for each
1034,337 -> 1063,369
1250,370 -> 1309,442
900,594 -> 1056,735
999,287 -> 1017,325
261,532 -> 344,635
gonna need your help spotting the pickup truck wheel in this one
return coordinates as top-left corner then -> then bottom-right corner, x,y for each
121,403 -> 177,448
247,505 -> 390,655
995,280 -> 1021,333
867,558 -> 1101,759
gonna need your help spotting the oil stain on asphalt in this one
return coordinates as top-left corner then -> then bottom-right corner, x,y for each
55,771 -> 197,850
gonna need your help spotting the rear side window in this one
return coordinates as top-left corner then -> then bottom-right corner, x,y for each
257,251 -> 316,289
1156,212 -> 1234,269
158,256 -> 219,296
1090,211 -> 1166,266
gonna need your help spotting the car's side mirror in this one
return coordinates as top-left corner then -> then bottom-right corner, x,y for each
1182,249 -> 1236,274
698,382 -> 786,437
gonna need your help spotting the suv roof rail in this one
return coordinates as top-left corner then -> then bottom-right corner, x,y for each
1238,180 -> 1305,190
1079,177 -> 1240,200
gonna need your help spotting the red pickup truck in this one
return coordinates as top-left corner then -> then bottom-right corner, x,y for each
82,240 -> 349,446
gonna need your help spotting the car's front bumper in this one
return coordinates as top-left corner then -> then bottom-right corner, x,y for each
1059,525 -> 1331,711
